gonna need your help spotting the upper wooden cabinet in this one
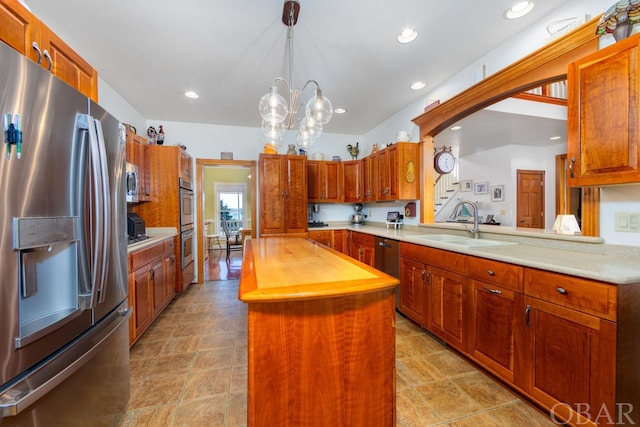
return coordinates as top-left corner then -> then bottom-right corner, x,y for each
363,154 -> 378,202
307,160 -> 343,203
376,143 -> 420,201
0,0 -> 98,101
342,160 -> 364,203
568,33 -> 640,187
259,154 -> 308,235
126,132 -> 152,201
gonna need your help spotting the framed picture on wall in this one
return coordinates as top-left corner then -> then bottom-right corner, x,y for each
491,185 -> 504,201
461,180 -> 472,192
474,181 -> 488,195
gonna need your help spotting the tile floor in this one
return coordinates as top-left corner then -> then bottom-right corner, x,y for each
118,279 -> 558,427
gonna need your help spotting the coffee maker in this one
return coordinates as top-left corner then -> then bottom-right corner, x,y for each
350,203 -> 367,225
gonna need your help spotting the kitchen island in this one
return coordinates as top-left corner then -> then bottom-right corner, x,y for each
238,237 -> 399,427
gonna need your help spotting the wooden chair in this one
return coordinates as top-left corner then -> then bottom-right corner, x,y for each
204,222 -> 222,251
222,218 -> 243,259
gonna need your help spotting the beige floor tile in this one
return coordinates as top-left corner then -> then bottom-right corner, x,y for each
193,348 -> 234,370
448,412 -> 502,427
199,332 -> 236,350
424,350 -> 477,378
452,371 -> 519,409
148,353 -> 196,379
129,339 -> 165,361
117,404 -> 177,427
128,374 -> 187,409
173,393 -> 228,427
396,356 -> 445,386
128,358 -> 157,384
399,333 -> 446,357
395,317 -> 424,337
226,390 -> 248,427
488,401 -> 558,426
396,388 -> 442,426
415,379 -> 484,420
160,335 -> 202,355
229,366 -> 248,393
141,324 -> 177,342
181,367 -> 232,401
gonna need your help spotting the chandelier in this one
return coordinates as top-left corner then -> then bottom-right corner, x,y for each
259,0 -> 333,151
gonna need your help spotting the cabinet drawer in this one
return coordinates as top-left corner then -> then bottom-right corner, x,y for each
131,242 -> 164,270
524,268 -> 617,321
400,242 -> 466,275
350,231 -> 374,246
468,257 -> 522,292
309,230 -> 333,247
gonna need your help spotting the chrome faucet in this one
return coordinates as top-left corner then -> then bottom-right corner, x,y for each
452,200 -> 480,239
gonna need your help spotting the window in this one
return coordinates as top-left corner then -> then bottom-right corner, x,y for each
215,184 -> 246,234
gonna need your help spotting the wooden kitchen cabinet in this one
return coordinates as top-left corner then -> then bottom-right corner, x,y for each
308,229 -> 333,247
363,155 -> 378,202
400,242 -> 467,351
568,32 -> 640,186
347,230 -> 374,267
376,142 -> 419,201
399,256 -> 428,326
468,257 -> 525,384
126,132 -> 152,201
259,154 -> 308,235
0,0 -> 98,101
307,160 -> 343,202
180,149 -> 193,183
162,238 -> 177,308
342,159 -> 364,202
333,229 -> 346,254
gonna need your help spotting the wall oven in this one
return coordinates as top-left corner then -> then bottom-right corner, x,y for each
181,228 -> 194,268
179,179 -> 194,228
178,178 -> 195,285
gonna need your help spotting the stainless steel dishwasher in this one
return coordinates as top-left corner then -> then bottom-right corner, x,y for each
374,237 -> 400,308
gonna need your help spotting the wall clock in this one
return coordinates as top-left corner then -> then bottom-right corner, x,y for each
434,149 -> 456,174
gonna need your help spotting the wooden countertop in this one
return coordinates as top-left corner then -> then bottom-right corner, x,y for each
238,237 -> 399,303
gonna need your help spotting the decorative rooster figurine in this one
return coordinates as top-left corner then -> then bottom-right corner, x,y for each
346,142 -> 360,159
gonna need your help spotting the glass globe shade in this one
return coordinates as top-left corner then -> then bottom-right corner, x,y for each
265,134 -> 283,149
261,120 -> 284,140
299,116 -> 323,140
296,133 -> 315,151
259,86 -> 288,123
305,90 -> 333,124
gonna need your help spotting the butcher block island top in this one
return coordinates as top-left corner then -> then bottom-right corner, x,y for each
239,237 -> 399,302
238,237 -> 399,427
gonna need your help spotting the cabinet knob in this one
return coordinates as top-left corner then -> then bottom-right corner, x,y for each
487,270 -> 495,276
556,287 -> 568,295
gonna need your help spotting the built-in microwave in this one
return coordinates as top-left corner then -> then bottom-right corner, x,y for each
125,163 -> 139,203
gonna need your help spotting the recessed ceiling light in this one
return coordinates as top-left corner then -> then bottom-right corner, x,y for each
504,1 -> 534,19
451,125 -> 462,131
549,136 -> 561,140
397,28 -> 418,44
184,91 -> 199,99
334,107 -> 347,114
411,81 -> 426,90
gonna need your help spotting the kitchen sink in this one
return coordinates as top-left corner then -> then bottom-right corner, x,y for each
407,234 -> 516,247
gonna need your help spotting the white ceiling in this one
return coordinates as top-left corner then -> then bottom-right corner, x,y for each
25,0 -> 572,136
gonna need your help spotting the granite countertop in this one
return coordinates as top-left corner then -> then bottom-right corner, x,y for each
127,227 -> 178,253
316,222 -> 640,285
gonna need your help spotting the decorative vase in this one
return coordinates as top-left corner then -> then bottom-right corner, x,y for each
286,144 -> 297,155
613,22 -> 633,41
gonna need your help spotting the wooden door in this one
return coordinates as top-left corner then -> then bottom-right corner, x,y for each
284,155 -> 308,233
399,257 -> 427,326
428,266 -> 465,351
151,258 -> 164,317
363,155 -> 378,201
133,266 -> 152,334
470,280 -> 522,383
523,297 -> 615,426
333,230 -> 346,253
323,161 -> 342,202
387,144 -> 399,199
517,170 -> 545,228
377,149 -> 391,199
307,161 -> 322,202
343,160 -> 363,202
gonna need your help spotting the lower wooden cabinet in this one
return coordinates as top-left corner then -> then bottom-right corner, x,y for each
428,266 -> 466,351
308,229 -> 347,254
399,257 -> 427,326
347,231 -> 374,266
128,237 -> 177,347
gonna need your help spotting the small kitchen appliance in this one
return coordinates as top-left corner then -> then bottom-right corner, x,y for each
350,203 -> 367,225
386,211 -> 404,229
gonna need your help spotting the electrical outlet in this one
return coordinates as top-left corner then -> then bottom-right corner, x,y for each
616,212 -> 640,232
500,210 -> 506,215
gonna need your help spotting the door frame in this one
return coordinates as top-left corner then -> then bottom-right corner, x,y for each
196,159 -> 256,284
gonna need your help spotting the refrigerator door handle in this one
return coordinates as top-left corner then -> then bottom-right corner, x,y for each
87,117 -> 111,306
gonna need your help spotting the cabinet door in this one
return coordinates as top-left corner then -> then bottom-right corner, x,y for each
308,230 -> 333,247
363,155 -> 378,201
428,266 -> 466,351
284,155 -> 308,233
523,297 -> 616,426
259,155 -> 286,234
399,257 -> 427,326
323,161 -> 342,202
180,150 -> 193,182
164,253 -> 176,305
470,280 -> 523,384
568,33 -> 640,186
138,142 -> 151,200
307,161 -> 322,201
0,0 -> 40,62
127,271 -> 136,346
343,160 -> 363,202
133,266 -> 152,334
40,25 -> 98,101
333,230 -> 346,253
377,148 -> 391,199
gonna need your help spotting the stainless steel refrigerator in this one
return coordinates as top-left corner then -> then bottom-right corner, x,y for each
0,41 -> 130,426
